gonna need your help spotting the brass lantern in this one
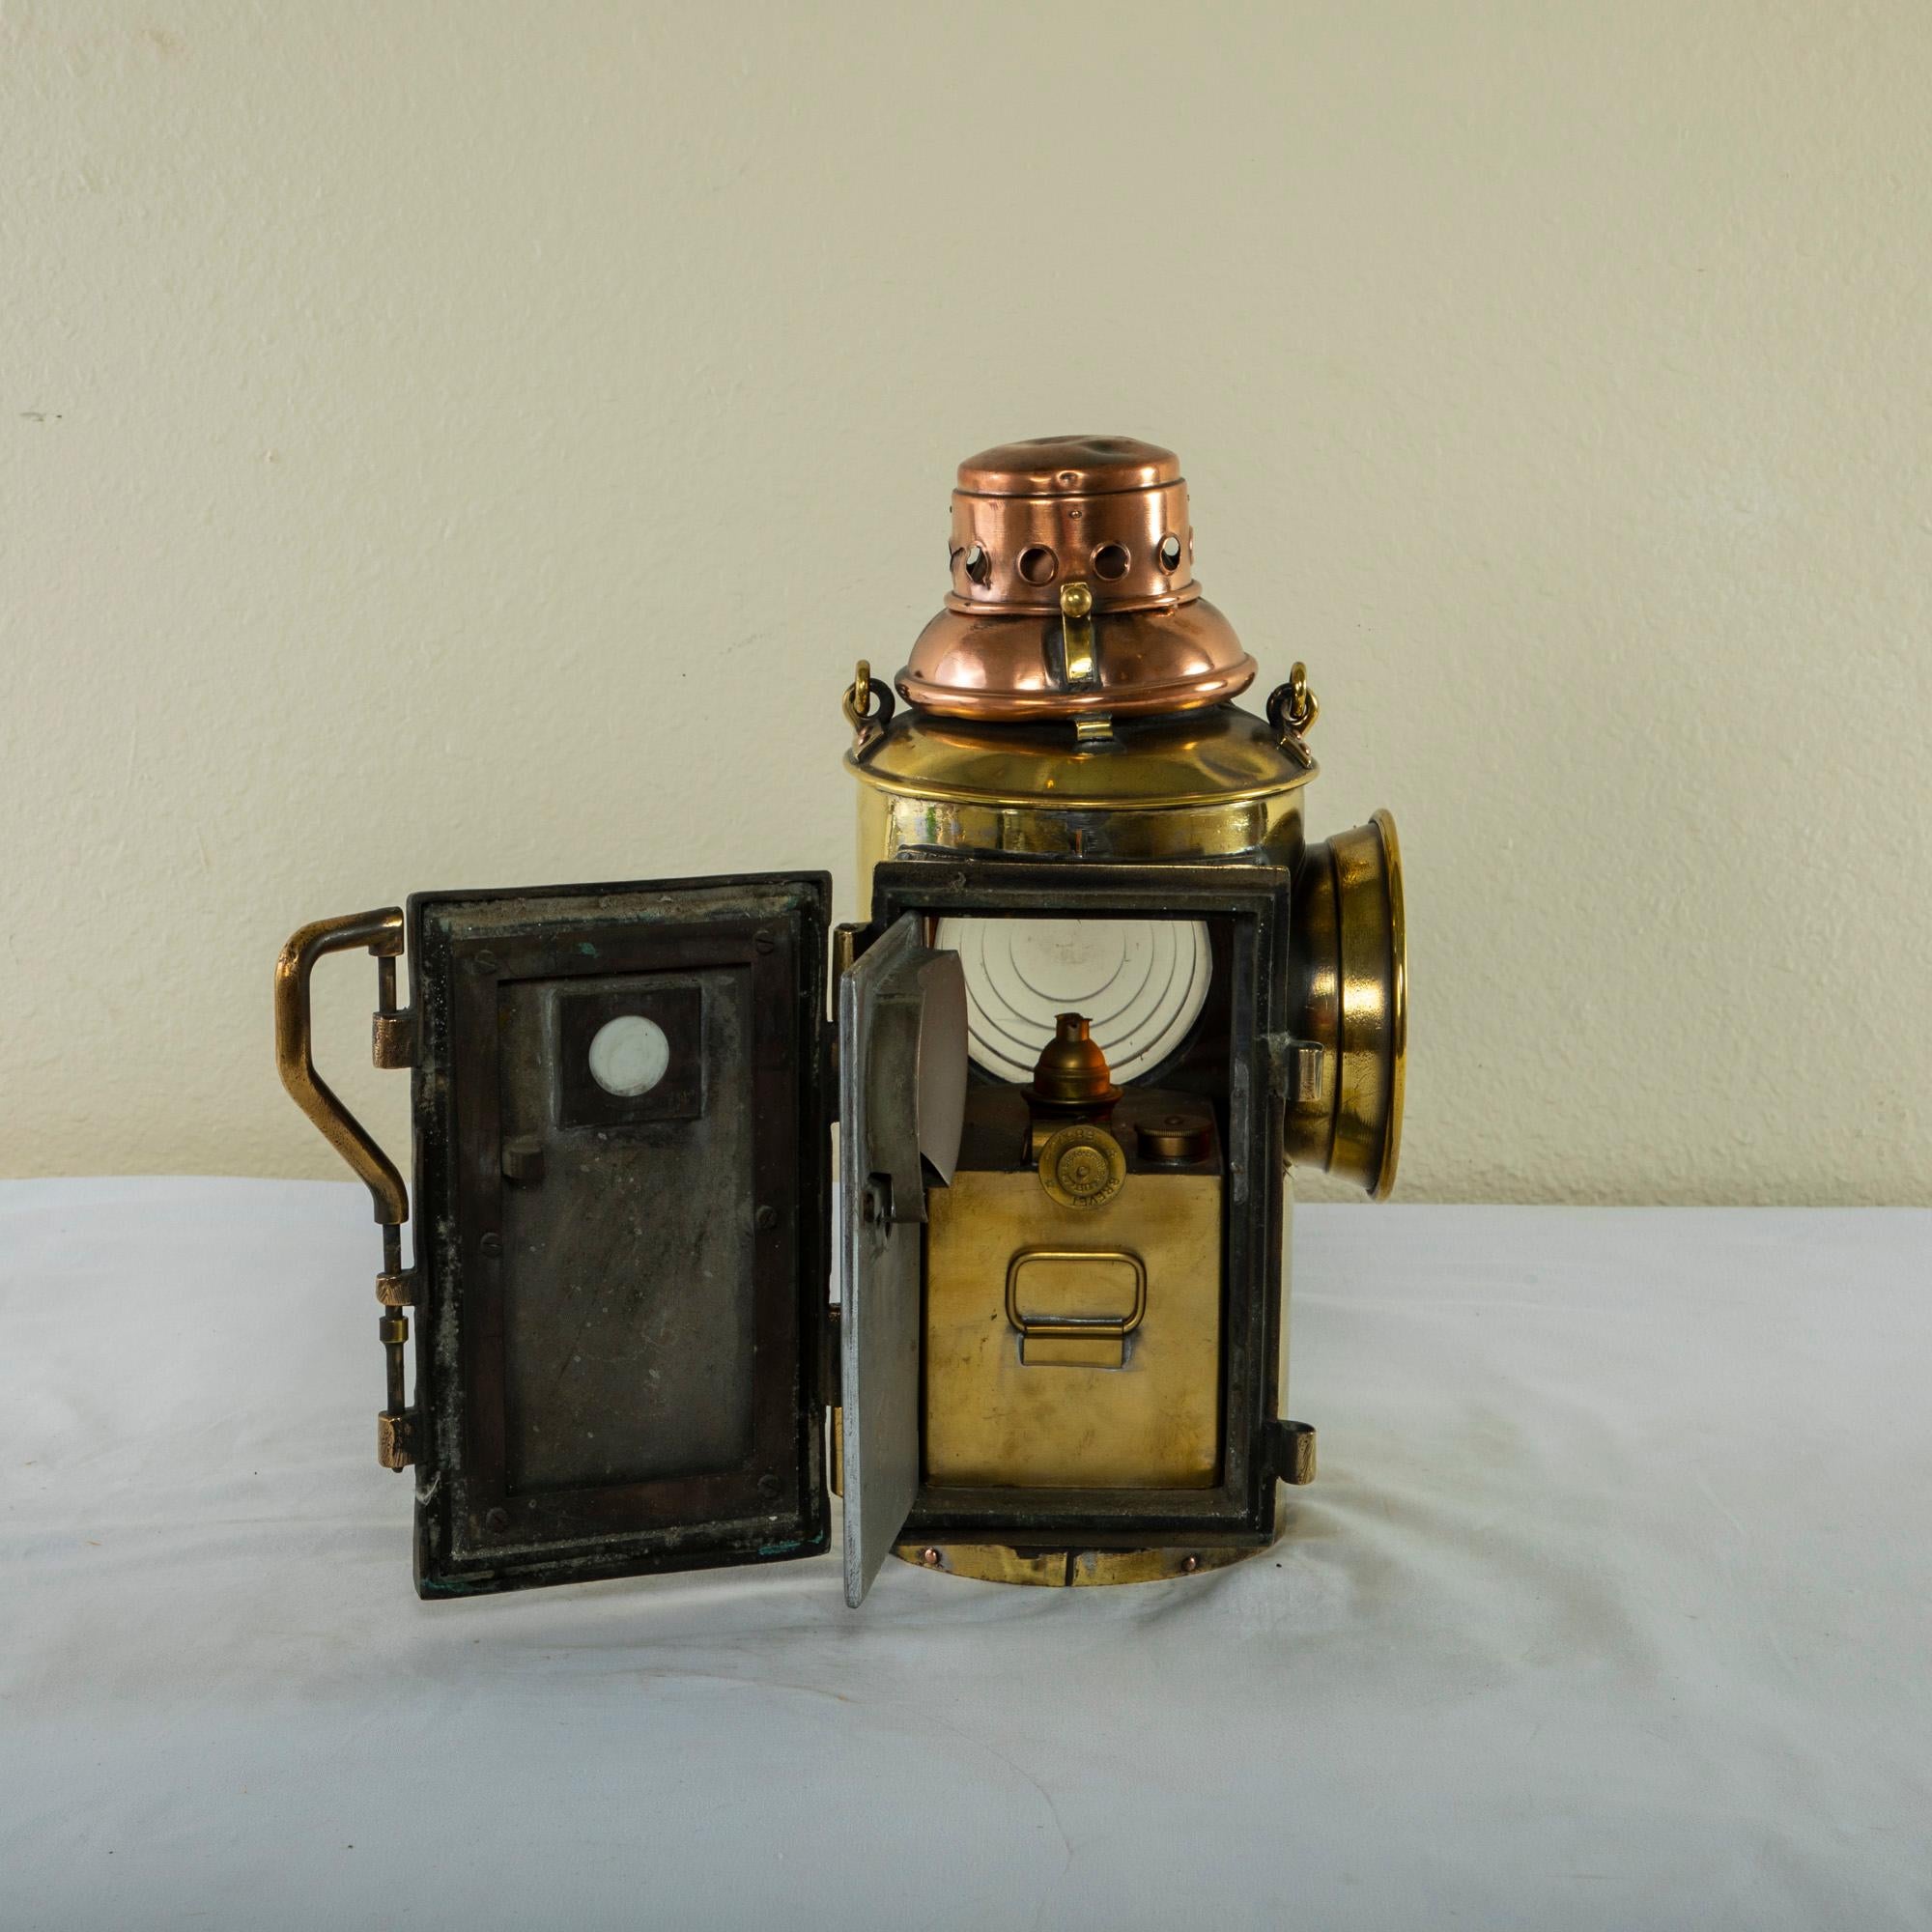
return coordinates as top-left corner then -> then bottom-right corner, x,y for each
274,435 -> 1405,1605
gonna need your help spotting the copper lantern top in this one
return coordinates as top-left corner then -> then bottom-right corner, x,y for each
896,434 -> 1259,723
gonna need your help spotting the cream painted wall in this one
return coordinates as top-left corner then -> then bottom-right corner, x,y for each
2,1 -> 1927,1204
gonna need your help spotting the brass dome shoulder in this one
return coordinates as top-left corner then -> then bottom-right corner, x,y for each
846,701 -> 1318,812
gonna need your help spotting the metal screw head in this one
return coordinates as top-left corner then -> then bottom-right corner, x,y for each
1182,1554 -> 1199,1573
478,1232 -> 503,1258
472,951 -> 499,974
755,1205 -> 780,1232
484,1508 -> 509,1534
1057,1145 -> 1109,1197
753,929 -> 776,955
922,1547 -> 941,1567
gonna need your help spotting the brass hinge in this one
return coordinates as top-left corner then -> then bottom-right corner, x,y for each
819,1303 -> 842,1408
377,1408 -> 419,1472
1264,1034 -> 1326,1105
372,1008 -> 416,1069
375,1227 -> 413,1469
1268,1419 -> 1318,1487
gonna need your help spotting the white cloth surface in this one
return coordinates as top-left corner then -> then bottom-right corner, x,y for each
3,1180 -> 1928,1930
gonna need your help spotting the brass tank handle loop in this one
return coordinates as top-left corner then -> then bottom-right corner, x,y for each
274,907 -> 409,1226
843,658 -> 896,757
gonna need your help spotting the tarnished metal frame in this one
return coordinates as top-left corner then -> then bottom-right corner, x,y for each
405,872 -> 834,1599
866,857 -> 1295,1552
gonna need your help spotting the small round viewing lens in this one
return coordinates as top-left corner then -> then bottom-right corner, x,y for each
587,1014 -> 670,1098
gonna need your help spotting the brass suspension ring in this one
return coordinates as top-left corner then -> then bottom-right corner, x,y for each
843,658 -> 897,756
1266,662 -> 1319,767
1266,661 -> 1319,736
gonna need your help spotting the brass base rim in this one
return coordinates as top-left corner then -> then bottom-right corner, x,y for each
891,1538 -> 1271,1587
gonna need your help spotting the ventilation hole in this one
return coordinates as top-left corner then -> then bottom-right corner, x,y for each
1159,533 -> 1183,572
1017,545 -> 1058,585
1093,543 -> 1130,581
964,543 -> 991,586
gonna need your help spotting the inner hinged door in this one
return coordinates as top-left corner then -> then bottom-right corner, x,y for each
838,913 -> 966,1605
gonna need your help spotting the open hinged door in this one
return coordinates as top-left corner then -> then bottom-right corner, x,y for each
838,914 -> 967,1605
407,872 -> 833,1597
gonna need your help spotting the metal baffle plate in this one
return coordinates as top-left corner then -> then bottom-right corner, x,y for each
838,914 -> 966,1605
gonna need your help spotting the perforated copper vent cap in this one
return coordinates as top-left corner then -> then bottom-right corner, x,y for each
897,434 -> 1257,722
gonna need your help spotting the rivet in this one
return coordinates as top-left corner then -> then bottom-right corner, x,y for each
923,1547 -> 941,1567
756,1205 -> 779,1231
1183,1555 -> 1199,1573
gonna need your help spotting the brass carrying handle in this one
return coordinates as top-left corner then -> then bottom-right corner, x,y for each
274,908 -> 409,1226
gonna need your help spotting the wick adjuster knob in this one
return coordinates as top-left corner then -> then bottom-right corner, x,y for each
1038,1123 -> 1127,1210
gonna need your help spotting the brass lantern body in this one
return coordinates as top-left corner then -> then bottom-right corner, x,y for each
840,436 -> 1406,1583
273,434 -> 1406,1609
